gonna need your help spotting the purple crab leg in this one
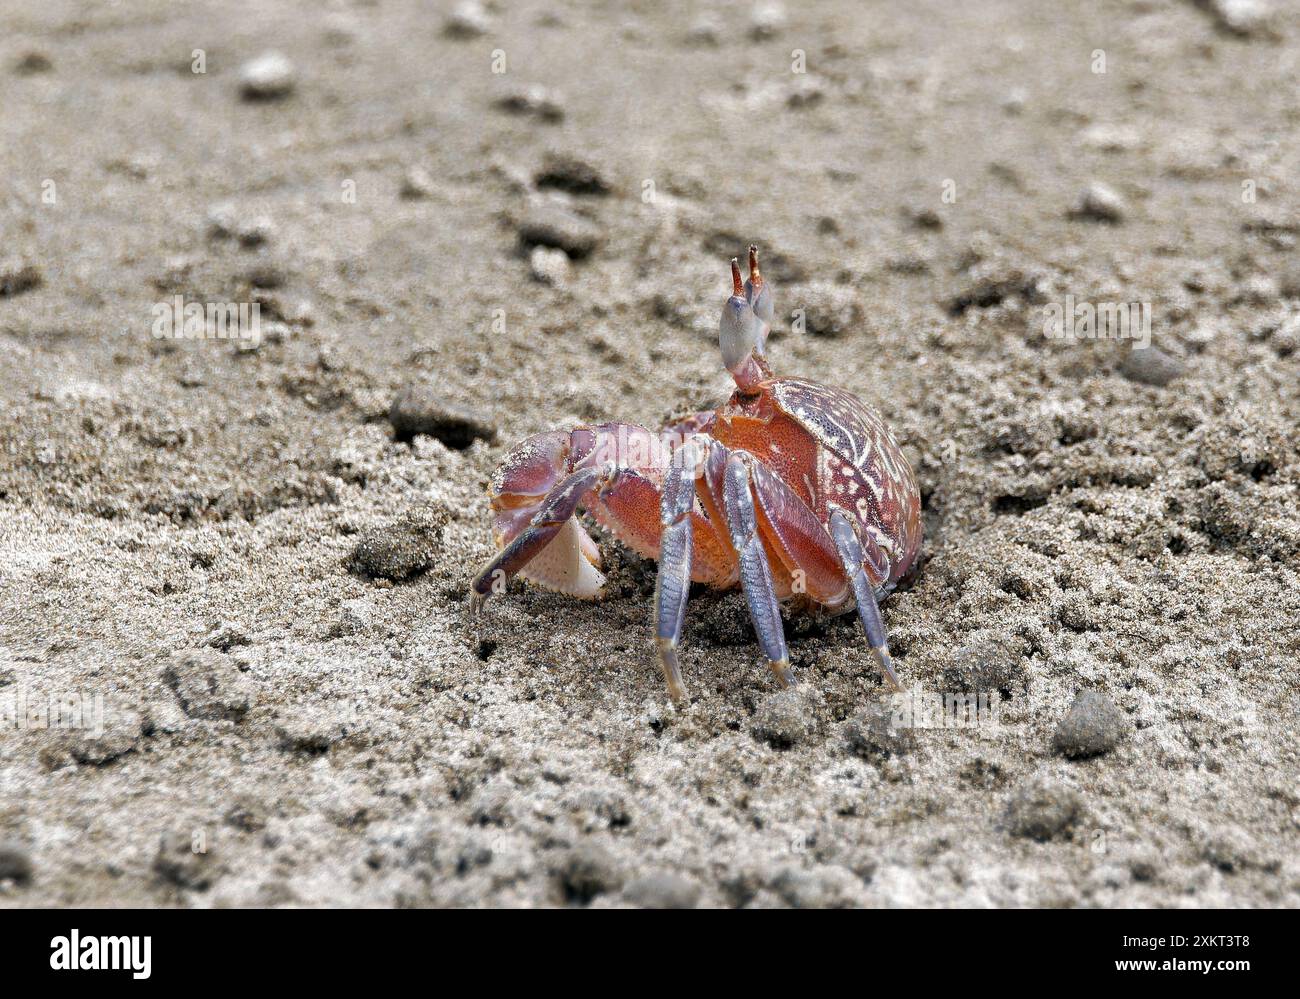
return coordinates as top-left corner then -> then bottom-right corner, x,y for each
829,508 -> 902,690
722,454 -> 795,689
653,443 -> 702,703
469,463 -> 616,613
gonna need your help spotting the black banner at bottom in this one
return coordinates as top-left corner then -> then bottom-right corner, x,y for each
0,907 -> 1277,985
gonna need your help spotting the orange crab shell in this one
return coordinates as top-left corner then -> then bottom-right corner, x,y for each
710,376 -> 923,595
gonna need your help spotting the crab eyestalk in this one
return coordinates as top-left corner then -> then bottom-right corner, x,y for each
745,244 -> 773,342
720,257 -> 767,391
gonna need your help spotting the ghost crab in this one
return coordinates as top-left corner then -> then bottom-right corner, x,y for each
470,247 -> 923,702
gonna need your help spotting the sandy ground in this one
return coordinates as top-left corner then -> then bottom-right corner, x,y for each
1,0 -> 1298,907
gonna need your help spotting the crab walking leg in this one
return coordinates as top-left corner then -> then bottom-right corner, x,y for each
828,508 -> 902,690
652,443 -> 703,702
469,463 -> 617,613
721,454 -> 796,689
747,460 -> 852,605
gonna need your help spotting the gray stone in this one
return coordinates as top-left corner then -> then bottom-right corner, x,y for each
1119,345 -> 1186,387
556,844 -> 623,904
239,52 -> 296,100
844,700 -> 914,758
1005,780 -> 1084,841
0,257 -> 42,298
749,2 -> 787,39
623,872 -> 701,909
0,842 -> 33,884
444,1 -> 491,38
795,282 -> 864,338
43,706 -> 142,768
347,508 -> 446,581
163,649 -> 252,722
529,246 -> 571,286
389,383 -> 497,447
494,85 -> 565,123
517,204 -> 601,259
1053,690 -> 1127,758
400,165 -> 436,200
1203,0 -> 1275,39
153,829 -> 221,891
534,154 -> 611,197
1070,182 -> 1126,223
13,51 -> 53,75
751,688 -> 815,749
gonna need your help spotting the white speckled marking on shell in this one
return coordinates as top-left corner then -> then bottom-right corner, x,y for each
771,377 -> 918,581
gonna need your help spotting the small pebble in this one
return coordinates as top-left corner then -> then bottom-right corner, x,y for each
1276,260 -> 1300,299
400,165 -> 436,200
0,257 -> 42,298
207,203 -> 275,247
1080,123 -> 1141,152
444,1 -> 492,38
1001,89 -> 1027,115
1005,779 -> 1084,841
1127,847 -> 1160,882
1201,827 -> 1265,873
904,206 -> 943,230
534,154 -> 611,197
494,84 -> 565,122
769,867 -> 849,908
529,246 -> 571,286
785,76 -> 825,109
389,382 -> 498,447
1052,690 -> 1127,758
14,51 -> 53,75
1070,182 -> 1126,224
557,844 -> 623,905
622,872 -> 701,909
275,713 -> 350,754
239,51 -> 297,101
205,622 -> 250,651
1204,0 -> 1274,38
844,700 -> 914,758
686,17 -> 721,46
163,649 -> 252,722
751,688 -> 815,749
243,259 -> 287,289
517,203 -> 601,259
946,267 -> 1045,316
1119,345 -> 1185,387
153,830 -> 220,891
42,707 -> 142,768
0,842 -> 33,885
795,282 -> 864,337
346,507 -> 448,581
749,2 -> 787,40
1235,275 -> 1278,306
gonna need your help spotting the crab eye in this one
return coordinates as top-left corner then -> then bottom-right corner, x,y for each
719,295 -> 758,372
746,278 -> 773,327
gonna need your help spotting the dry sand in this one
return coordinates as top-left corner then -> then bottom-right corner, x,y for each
1,0 -> 1297,907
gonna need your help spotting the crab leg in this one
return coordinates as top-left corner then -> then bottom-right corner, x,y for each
747,460 -> 850,604
653,443 -> 702,702
721,453 -> 796,689
469,463 -> 617,612
828,508 -> 902,690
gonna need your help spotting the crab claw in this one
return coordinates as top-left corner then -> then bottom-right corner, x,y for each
481,431 -> 608,601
